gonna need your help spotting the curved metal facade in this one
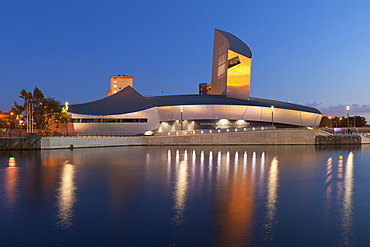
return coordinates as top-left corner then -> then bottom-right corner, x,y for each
156,104 -> 321,132
71,108 -> 160,135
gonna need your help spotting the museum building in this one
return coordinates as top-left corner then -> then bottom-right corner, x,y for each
68,29 -> 322,135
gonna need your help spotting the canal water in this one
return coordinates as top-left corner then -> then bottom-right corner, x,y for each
1,145 -> 370,246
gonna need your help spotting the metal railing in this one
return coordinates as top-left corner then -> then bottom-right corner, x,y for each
320,127 -> 370,136
0,130 -> 136,138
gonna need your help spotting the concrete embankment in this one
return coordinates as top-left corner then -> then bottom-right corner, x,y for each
40,129 -> 325,149
0,138 -> 41,150
1,130 -> 368,150
315,135 -> 362,145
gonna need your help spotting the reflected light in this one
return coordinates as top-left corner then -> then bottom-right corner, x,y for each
184,150 -> 188,162
8,157 -> 16,167
192,150 -> 196,174
264,157 -> 279,236
176,149 -> 180,169
260,152 -> 265,180
341,152 -> 354,246
200,151 -> 205,176
234,151 -> 239,174
57,161 -> 76,229
5,158 -> 19,211
217,151 -> 222,178
252,152 -> 256,177
167,150 -> 171,181
173,160 -> 189,225
226,151 -> 230,174
243,151 -> 247,174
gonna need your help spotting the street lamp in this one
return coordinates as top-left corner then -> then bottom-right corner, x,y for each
346,105 -> 350,128
180,106 -> 183,131
271,106 -> 274,127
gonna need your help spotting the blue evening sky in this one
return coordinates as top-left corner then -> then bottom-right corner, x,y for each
1,0 -> 370,117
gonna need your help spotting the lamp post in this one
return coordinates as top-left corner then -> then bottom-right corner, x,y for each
346,106 -> 350,135
271,106 -> 274,128
180,106 -> 183,131
346,106 -> 350,126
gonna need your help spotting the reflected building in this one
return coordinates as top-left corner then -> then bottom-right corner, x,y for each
67,29 -> 322,135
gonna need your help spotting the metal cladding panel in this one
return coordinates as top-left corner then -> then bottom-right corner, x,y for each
157,106 -> 172,121
214,105 -> 246,119
272,108 -> 302,126
211,29 -> 229,96
72,108 -> 160,135
216,29 -> 252,58
301,112 -> 322,127
156,104 -> 322,127
184,105 -> 214,120
244,106 -> 263,121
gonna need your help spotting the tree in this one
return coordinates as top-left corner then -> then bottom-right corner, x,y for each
320,116 -> 333,128
320,115 -> 367,128
12,87 -> 71,133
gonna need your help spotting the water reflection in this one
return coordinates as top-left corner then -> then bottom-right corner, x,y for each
264,157 -> 279,240
173,159 -> 188,225
56,161 -> 76,229
1,146 -> 367,246
167,149 -> 171,183
243,151 -> 247,174
323,152 -> 355,246
341,152 -> 354,246
5,157 -> 19,212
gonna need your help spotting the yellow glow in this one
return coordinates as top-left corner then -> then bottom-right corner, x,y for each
5,160 -> 18,210
226,50 -> 251,99
8,157 -> 16,167
57,161 -> 76,229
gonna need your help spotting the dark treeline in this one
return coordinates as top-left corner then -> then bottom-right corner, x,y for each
320,116 -> 367,128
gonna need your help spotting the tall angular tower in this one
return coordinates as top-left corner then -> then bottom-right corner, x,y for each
211,29 -> 252,100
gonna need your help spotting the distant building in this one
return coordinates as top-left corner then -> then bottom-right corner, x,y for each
199,83 -> 212,95
107,75 -> 133,96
